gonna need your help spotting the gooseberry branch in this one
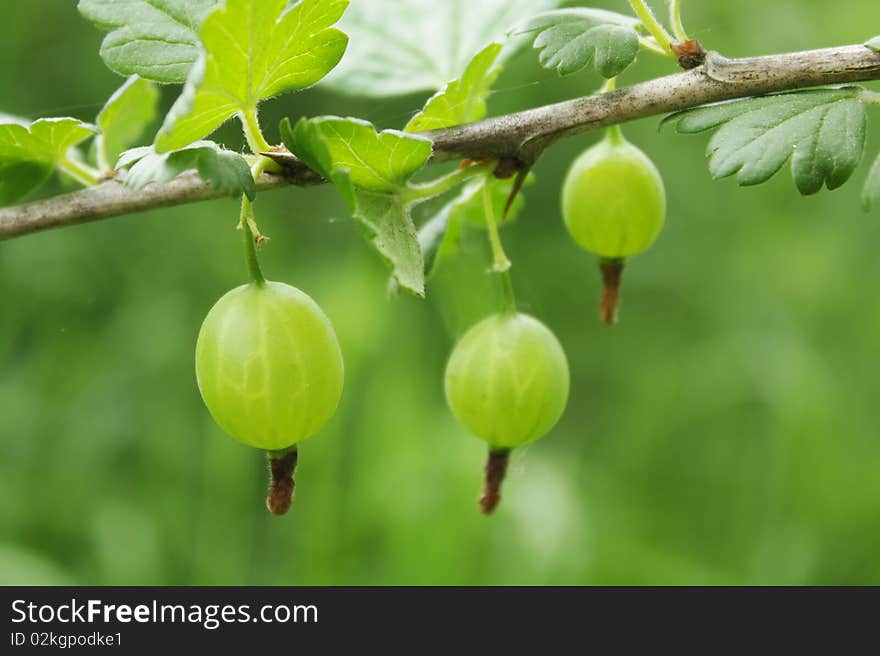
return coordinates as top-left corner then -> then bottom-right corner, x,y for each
1,43 -> 879,241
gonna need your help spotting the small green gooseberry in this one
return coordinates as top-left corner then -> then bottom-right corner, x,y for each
445,312 -> 570,449
445,311 -> 570,513
561,128 -> 666,259
561,128 -> 666,324
195,281 -> 344,452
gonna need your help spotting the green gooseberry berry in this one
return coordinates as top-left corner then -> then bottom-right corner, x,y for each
561,127 -> 667,324
444,311 -> 570,513
195,281 -> 344,514
196,281 -> 344,450
562,128 -> 666,258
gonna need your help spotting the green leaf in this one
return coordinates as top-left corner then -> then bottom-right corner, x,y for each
0,158 -> 52,207
420,174 -> 533,278
78,0 -> 219,84
325,0 -> 564,97
406,43 -> 503,133
118,141 -> 256,200
867,36 -> 880,52
95,76 -> 160,173
863,153 -> 880,211
0,118 -> 98,205
341,185 -> 427,294
156,0 -> 349,152
287,117 -> 431,192
664,88 -> 868,195
285,116 -> 433,295
513,8 -> 641,78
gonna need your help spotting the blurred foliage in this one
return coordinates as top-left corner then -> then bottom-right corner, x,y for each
1,0 -> 879,585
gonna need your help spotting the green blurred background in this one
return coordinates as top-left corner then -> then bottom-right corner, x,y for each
2,0 -> 879,586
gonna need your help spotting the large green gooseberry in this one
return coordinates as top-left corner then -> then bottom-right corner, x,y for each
195,281 -> 344,452
561,130 -> 666,258
444,312 -> 570,450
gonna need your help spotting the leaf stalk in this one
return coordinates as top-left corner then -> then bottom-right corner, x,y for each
629,0 -> 675,53
406,162 -> 493,203
241,108 -> 273,156
57,156 -> 101,187
668,0 -> 689,43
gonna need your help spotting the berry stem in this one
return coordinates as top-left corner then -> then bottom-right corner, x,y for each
482,177 -> 517,313
606,124 -> 626,146
240,197 -> 265,286
482,175 -> 511,273
266,447 -> 298,516
599,258 -> 626,326
498,271 -> 517,314
600,82 -> 628,145
480,448 -> 511,515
